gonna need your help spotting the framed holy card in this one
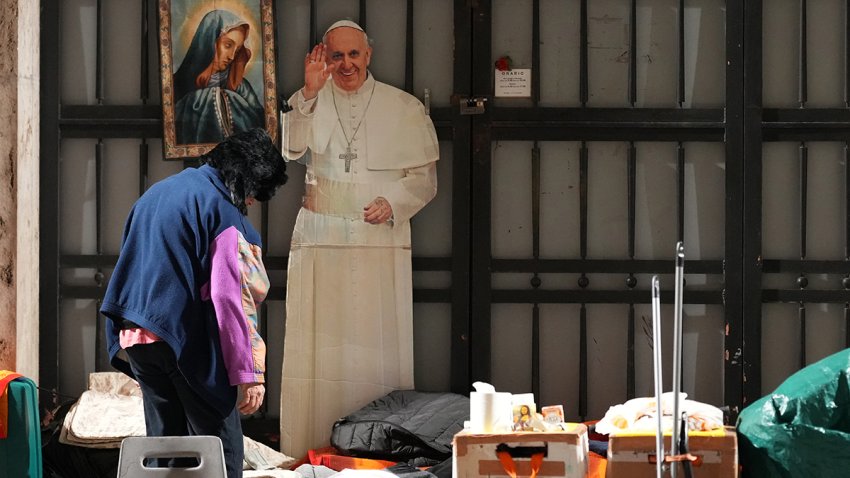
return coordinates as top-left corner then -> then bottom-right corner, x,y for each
158,0 -> 277,159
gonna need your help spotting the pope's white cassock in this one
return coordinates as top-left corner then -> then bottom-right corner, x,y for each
280,72 -> 439,458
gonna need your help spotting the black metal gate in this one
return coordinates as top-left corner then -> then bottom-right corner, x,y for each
461,0 -> 736,421
39,0 -> 850,426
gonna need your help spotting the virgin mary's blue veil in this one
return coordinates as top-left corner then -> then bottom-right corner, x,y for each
173,9 -> 248,103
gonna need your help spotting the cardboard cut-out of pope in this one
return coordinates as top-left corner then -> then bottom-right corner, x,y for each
279,20 -> 440,459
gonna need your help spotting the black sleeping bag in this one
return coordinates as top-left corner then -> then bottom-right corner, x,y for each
331,390 -> 469,464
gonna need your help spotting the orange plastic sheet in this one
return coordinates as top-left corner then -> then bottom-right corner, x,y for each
307,447 -> 397,471
0,370 -> 24,438
588,451 -> 608,478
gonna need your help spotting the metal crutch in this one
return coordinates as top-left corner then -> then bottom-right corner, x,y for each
671,242 -> 685,478
651,275 -> 665,478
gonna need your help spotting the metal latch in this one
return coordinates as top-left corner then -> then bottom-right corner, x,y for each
453,96 -> 488,115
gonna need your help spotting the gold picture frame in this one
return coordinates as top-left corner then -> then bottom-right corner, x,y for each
158,0 -> 277,159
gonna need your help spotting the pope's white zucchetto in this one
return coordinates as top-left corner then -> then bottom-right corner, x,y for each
324,20 -> 365,36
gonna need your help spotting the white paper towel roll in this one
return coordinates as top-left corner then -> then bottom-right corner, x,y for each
469,391 -> 513,433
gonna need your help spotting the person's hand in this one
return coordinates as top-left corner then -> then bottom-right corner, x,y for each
237,383 -> 265,415
364,197 -> 393,225
303,43 -> 336,100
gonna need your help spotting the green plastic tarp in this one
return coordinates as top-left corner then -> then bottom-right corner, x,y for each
737,348 -> 850,477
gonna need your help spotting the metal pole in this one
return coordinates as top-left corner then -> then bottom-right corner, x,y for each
671,242 -> 685,477
652,275 -> 664,478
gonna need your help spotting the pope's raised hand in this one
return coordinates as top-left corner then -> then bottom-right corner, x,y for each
303,43 -> 335,100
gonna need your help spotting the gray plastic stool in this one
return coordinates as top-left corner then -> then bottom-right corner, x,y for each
116,436 -> 227,477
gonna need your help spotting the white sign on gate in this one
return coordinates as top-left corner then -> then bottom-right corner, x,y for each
495,69 -> 532,97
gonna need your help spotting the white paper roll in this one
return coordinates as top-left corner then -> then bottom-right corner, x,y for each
470,391 -> 513,433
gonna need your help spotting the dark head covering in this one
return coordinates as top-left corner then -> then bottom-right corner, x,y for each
173,9 -> 252,102
202,128 -> 287,214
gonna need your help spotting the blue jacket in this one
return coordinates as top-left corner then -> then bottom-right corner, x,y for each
101,165 -> 262,417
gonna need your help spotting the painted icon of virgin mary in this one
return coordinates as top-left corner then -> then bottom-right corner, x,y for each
173,9 -> 265,145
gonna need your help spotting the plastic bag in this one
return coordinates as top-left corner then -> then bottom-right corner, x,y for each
737,348 -> 850,477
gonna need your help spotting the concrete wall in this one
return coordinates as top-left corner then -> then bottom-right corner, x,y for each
0,0 -> 40,380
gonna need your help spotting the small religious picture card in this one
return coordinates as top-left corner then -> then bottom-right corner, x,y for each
512,402 -> 536,431
494,69 -> 532,98
542,405 -> 565,425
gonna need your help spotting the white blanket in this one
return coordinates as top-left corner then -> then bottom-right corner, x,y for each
60,372 -> 296,470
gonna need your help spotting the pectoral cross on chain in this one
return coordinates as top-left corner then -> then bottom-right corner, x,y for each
339,147 -> 357,172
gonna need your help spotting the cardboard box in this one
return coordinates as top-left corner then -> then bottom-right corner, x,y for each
606,426 -> 738,478
453,424 -> 589,477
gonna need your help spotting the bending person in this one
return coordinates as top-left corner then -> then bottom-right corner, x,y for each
101,129 -> 287,478
280,20 -> 439,458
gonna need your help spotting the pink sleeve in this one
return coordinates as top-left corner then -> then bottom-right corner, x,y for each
207,226 -> 260,385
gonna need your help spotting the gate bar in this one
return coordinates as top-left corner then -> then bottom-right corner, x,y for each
627,142 -> 637,399
579,0 -> 588,106
800,142 -> 808,259
845,0 -> 850,106
630,0 -> 637,106
97,0 -> 104,104
677,143 -> 685,243
799,0 -> 808,107
140,0 -> 149,103
677,0 -> 685,106
405,0 -> 414,93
